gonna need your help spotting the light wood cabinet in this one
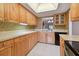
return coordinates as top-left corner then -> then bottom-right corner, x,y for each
19,4 -> 27,23
0,32 -> 38,56
14,37 -> 26,56
60,37 -> 64,56
26,11 -> 33,25
39,32 -> 47,43
47,32 -> 55,44
9,4 -> 19,22
4,39 -> 14,56
0,3 -> 4,21
54,14 -> 65,25
0,47 -> 12,56
26,10 -> 37,25
0,39 -> 14,56
28,32 -> 38,50
31,14 -> 37,25
0,42 -> 4,48
4,4 -> 10,21
39,32 -> 55,44
4,3 -> 19,22
1,3 -> 37,25
70,3 -> 79,21
14,32 -> 38,56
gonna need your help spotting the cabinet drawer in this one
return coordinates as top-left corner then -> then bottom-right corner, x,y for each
0,42 -> 4,48
0,47 -> 11,56
4,39 -> 14,47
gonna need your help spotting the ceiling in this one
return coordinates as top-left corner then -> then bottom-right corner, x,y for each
21,3 -> 70,18
27,3 -> 58,13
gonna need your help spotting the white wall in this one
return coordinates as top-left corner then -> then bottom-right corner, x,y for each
72,21 -> 79,35
68,11 -> 72,36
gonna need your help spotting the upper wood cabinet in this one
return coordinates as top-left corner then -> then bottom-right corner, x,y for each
32,15 -> 37,25
0,4 -> 4,21
70,3 -> 79,21
0,3 -> 37,25
19,4 -> 27,23
4,4 -> 10,21
4,3 -> 19,22
27,10 -> 37,25
26,11 -> 33,25
54,14 -> 65,25
9,4 -> 20,23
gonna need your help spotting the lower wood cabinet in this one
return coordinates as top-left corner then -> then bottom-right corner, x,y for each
39,32 -> 47,43
14,38 -> 25,56
39,32 -> 55,44
28,32 -> 38,50
0,39 -> 14,56
0,32 -> 38,56
60,37 -> 64,56
0,47 -> 12,56
46,32 -> 55,44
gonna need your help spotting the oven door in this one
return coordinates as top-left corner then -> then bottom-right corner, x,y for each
65,41 -> 79,56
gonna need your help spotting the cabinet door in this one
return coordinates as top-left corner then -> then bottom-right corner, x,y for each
14,38 -> 24,56
32,16 -> 37,25
19,4 -> 27,23
34,32 -> 38,45
4,39 -> 14,56
47,32 -> 55,44
0,47 -> 11,56
28,34 -> 33,50
4,3 -> 19,22
71,3 -> 79,21
26,11 -> 32,25
20,36 -> 29,55
39,32 -> 47,43
0,3 -> 4,21
4,3 -> 10,21
23,36 -> 29,54
60,38 -> 64,56
9,3 -> 19,22
60,14 -> 65,25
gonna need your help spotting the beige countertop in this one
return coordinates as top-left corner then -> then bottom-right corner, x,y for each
60,34 -> 79,42
0,29 -> 68,42
0,30 -> 37,42
35,29 -> 68,32
53,29 -> 68,32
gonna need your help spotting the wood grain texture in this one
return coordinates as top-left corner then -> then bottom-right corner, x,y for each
70,3 -> 79,21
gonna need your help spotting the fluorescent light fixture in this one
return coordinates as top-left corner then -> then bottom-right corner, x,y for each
20,23 -> 28,25
27,3 -> 58,13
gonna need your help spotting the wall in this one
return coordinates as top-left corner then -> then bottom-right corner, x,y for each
72,21 -> 79,35
0,21 -> 36,31
54,25 -> 68,29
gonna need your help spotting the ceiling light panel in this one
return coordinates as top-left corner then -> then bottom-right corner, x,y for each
27,3 -> 58,13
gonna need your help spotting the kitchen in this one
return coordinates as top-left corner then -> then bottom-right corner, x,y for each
0,3 -> 79,56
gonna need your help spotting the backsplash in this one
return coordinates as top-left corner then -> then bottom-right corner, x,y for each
54,25 -> 68,29
0,21 -> 36,31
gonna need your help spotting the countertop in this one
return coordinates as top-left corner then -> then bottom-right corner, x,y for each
53,29 -> 68,32
0,30 -> 37,42
60,34 -> 79,42
35,29 -> 68,32
0,29 -> 68,42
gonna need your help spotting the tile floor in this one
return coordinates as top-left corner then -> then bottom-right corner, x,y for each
27,43 -> 60,56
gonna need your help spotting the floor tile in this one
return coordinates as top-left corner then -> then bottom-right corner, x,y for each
27,43 -> 60,56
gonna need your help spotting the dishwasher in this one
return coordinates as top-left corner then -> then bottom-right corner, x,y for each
55,32 -> 67,45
